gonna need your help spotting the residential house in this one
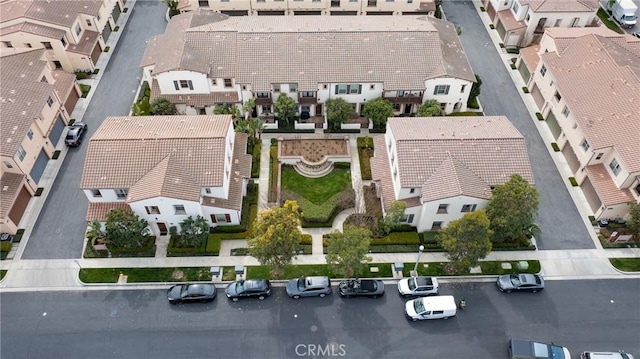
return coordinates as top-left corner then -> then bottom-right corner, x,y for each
519,27 -> 640,220
140,11 -> 476,123
80,115 -> 252,236
177,0 -> 436,16
483,0 -> 598,48
370,116 -> 535,232
0,48 -> 79,235
0,0 -> 125,72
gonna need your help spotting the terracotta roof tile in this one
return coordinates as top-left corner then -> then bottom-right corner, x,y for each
370,135 -> 396,212
521,0 -> 598,12
86,202 -> 131,222
127,156 -> 202,203
1,0 -> 105,27
496,9 -> 526,31
67,30 -> 99,55
0,21 -> 66,39
0,172 -> 26,218
52,69 -> 76,100
585,164 -> 634,206
421,156 -> 492,202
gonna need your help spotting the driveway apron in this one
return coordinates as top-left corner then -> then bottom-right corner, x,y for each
442,1 -> 593,250
21,2 -> 169,259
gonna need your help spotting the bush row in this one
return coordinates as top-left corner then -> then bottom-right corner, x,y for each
298,190 -> 355,223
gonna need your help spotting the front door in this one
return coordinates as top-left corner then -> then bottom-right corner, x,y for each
157,222 -> 168,236
403,104 -> 412,114
315,104 -> 322,116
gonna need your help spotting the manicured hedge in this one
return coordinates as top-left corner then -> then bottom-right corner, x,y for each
299,190 -> 355,223
0,241 -> 12,260
251,143 -> 261,178
300,234 -> 313,245
206,235 -> 221,254
166,237 -> 212,257
211,205 -> 258,240
371,231 -> 420,245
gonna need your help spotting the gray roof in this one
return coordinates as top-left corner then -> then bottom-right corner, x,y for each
0,0 -> 104,27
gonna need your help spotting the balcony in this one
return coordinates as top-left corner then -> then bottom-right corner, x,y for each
382,93 -> 423,104
298,96 -> 318,104
255,97 -> 273,105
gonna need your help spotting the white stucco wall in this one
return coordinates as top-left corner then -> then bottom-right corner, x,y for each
416,196 -> 488,232
424,78 -> 473,113
157,71 -> 209,94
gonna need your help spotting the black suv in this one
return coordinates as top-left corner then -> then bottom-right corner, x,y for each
65,122 -> 87,147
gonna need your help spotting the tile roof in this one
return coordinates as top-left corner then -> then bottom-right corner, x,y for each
519,44 -> 540,72
421,156 -> 492,202
150,79 -> 239,107
52,69 -> 76,100
0,172 -> 26,218
370,135 -> 396,212
0,21 -> 66,39
0,48 -> 53,156
388,116 -> 534,188
67,30 -> 99,55
585,164 -> 634,206
86,202 -> 131,222
0,0 -> 104,27
127,155 -> 203,203
520,0 -> 598,12
541,34 -> 640,172
496,9 -> 526,31
81,115 -> 233,190
142,12 -> 476,91
544,27 -> 640,54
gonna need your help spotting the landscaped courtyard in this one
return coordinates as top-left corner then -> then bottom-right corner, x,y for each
280,138 -> 349,163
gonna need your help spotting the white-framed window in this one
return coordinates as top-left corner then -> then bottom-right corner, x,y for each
431,221 -> 443,230
562,106 -> 570,117
115,188 -> 128,199
581,139 -> 590,152
609,158 -> 621,176
337,84 -> 348,94
511,0 -> 519,14
174,80 -> 193,90
3,161 -> 13,169
401,214 -> 415,223
595,153 -> 603,160
2,41 -> 13,48
433,85 -> 450,95
437,204 -> 448,214
174,205 -> 186,215
554,91 -> 562,102
86,19 -> 92,26
145,206 -> 160,214
224,78 -> 233,88
42,42 -> 53,49
273,84 -> 280,92
199,0 -> 209,6
75,23 -> 82,36
289,83 -> 297,92
16,146 -> 26,161
409,188 -> 415,194
256,92 -> 270,98
368,0 -> 377,5
46,96 -> 54,107
204,188 -> 212,194
460,85 -> 466,93
461,204 -> 477,212
91,189 -> 102,198
27,129 -> 34,140
335,84 -> 361,94
540,65 -> 547,77
300,91 -> 315,97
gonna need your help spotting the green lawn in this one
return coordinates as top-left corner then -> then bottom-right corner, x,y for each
0,270 -> 7,281
79,267 -> 212,283
281,165 -> 351,204
596,8 -> 624,33
609,258 -> 640,272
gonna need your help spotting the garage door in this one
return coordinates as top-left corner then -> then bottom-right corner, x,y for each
90,42 -> 102,66
496,21 -> 507,40
112,4 -> 122,23
49,114 -> 65,146
545,111 -> 561,140
580,177 -> 602,213
518,61 -> 531,83
102,22 -> 112,42
8,186 -> 31,227
530,84 -> 544,110
561,143 -> 581,175
64,88 -> 79,114
29,149 -> 49,184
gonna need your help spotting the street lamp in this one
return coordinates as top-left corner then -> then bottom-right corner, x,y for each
413,245 -> 425,276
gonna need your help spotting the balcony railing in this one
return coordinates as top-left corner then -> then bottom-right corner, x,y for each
382,93 -> 423,104
255,97 -> 273,105
298,96 -> 318,104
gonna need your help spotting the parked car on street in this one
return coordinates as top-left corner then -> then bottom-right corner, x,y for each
338,279 -> 385,298
397,276 -> 439,297
226,279 -> 271,301
581,351 -> 634,359
509,338 -> 570,359
167,283 -> 217,304
286,276 -> 331,299
64,122 -> 87,147
497,273 -> 545,293
404,295 -> 457,321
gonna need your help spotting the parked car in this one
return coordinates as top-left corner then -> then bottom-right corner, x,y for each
581,351 -> 634,359
225,279 -> 271,301
509,338 -> 570,359
404,295 -> 457,321
338,279 -> 385,298
64,122 -> 87,147
633,31 -> 640,38
167,283 -> 217,304
497,273 -> 545,293
286,276 -> 331,299
397,276 -> 439,297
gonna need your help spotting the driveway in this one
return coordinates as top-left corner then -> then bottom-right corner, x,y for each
20,1 -> 168,259
442,1 -> 594,250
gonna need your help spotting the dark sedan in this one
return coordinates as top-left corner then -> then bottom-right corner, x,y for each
339,279 -> 385,298
497,273 -> 545,293
167,283 -> 217,304
226,279 -> 271,301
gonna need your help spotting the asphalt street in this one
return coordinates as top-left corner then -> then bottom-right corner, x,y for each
2,280 -> 639,358
442,0 -> 594,250
21,1 -> 168,259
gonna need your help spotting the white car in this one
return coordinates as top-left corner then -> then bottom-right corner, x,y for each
581,351 -> 634,359
404,295 -> 457,321
397,276 -> 439,296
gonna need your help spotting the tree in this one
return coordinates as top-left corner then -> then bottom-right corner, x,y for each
274,93 -> 296,127
381,200 -> 406,234
162,0 -> 180,18
242,97 -> 256,120
486,174 -> 540,243
213,104 -> 241,123
467,74 -> 482,109
325,225 -> 373,277
131,97 -> 150,116
362,97 -> 393,130
627,203 -> 640,235
150,98 -> 177,115
326,98 -> 354,130
248,200 -> 302,278
86,220 -> 106,244
236,117 -> 265,149
417,99 -> 443,117
438,210 -> 493,275
104,209 -> 149,249
178,215 -> 208,247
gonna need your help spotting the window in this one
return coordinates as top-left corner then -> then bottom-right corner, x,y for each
336,84 -> 361,95
337,84 -> 348,94
115,188 -> 128,199
25,43 -> 32,48
16,146 -> 26,161
97,14 -> 101,21
86,19 -> 92,26
174,80 -> 194,90
554,91 -> 562,102
199,0 -> 209,6
145,206 -> 160,214
409,188 -> 415,194
174,205 -> 186,215
570,17 -> 579,27
609,158 -> 621,176
581,139 -> 590,152
75,24 -> 82,36
440,103 -> 447,111
331,0 -> 340,6
511,0 -> 519,13
460,85 -> 466,93
431,221 -> 443,230
540,65 -> 546,77
27,129 -> 34,140
263,105 -> 272,112
91,189 -> 102,198
300,91 -> 315,97
348,84 -> 359,94
256,92 -> 270,98
461,204 -> 477,212
301,105 -> 311,112
370,84 -> 375,90
408,0 -> 413,3
635,183 -> 640,196
212,213 -> 231,223
53,61 -> 62,69
224,78 -> 233,88
437,204 -> 448,214
393,103 -> 401,111
204,188 -> 212,194
401,214 -> 415,223
322,84 -> 328,90
61,37 -> 67,47
46,96 -> 54,107
41,76 -> 48,83
562,106 -> 570,117
4,161 -> 13,168
433,85 -> 450,95
3,41 -> 13,48
368,0 -> 377,5
289,83 -> 297,92
242,85 -> 247,90
595,153 -> 603,160
273,84 -> 280,92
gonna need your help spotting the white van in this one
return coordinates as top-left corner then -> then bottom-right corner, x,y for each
405,295 -> 457,321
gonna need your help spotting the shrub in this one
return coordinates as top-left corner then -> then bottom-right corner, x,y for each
511,58 -> 517,64
251,143 -> 261,178
107,236 -> 156,257
296,190 -> 355,223
34,188 -> 44,196
551,142 -> 560,152
499,43 -> 505,48
522,86 -> 529,93
167,236 -> 209,257
52,150 -> 61,159
123,7 -> 129,12
79,84 -> 91,98
569,177 -> 578,187
104,46 -> 110,52
370,231 -> 420,245
138,81 -> 150,102
357,137 -> 374,180
69,118 -> 76,125
113,26 -> 120,32
212,205 -> 258,239
468,97 -> 479,109
480,6 -> 486,11
93,68 -> 100,74
536,112 -> 544,121
510,64 -> 517,70
300,234 -> 313,245
506,47 -> 520,54
75,71 -> 88,80
206,235 -> 221,254
448,111 -> 482,116
12,229 -> 24,243
489,24 -> 495,29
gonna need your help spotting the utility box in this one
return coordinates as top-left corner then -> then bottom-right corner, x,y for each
516,261 -> 529,271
